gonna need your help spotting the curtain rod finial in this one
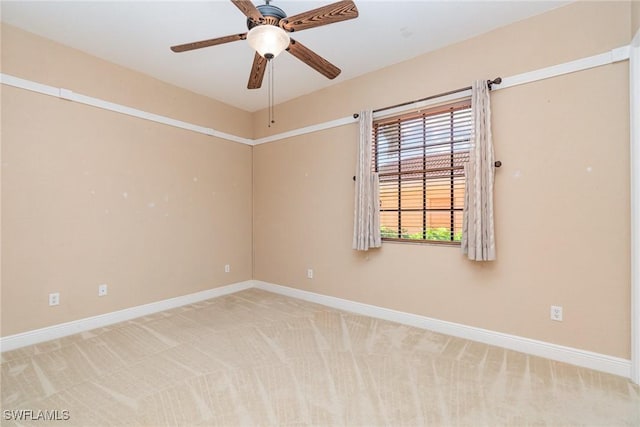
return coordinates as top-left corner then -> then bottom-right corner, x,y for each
488,77 -> 502,89
353,113 -> 359,119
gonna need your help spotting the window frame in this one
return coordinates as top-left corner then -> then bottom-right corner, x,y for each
372,99 -> 471,245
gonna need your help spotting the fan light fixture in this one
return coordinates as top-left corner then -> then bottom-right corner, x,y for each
171,0 -> 359,126
246,25 -> 290,60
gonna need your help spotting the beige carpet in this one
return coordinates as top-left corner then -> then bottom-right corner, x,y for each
1,288 -> 639,426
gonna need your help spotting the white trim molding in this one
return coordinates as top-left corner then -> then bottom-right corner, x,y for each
498,46 -> 629,91
0,281 -> 253,352
0,74 -> 254,146
0,280 -> 632,379
255,45 -> 630,145
630,28 -> 640,385
1,46 -> 630,148
253,281 -> 632,379
253,116 -> 358,145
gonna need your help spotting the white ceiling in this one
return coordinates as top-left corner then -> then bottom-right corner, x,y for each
1,0 -> 569,112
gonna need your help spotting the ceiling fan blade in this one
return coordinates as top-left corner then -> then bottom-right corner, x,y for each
171,33 -> 246,52
231,0 -> 264,24
287,39 -> 341,80
247,52 -> 268,89
279,0 -> 358,32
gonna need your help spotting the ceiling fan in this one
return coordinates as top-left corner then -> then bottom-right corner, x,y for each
170,0 -> 359,90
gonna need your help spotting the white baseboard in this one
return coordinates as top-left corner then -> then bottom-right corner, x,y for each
1,279 -> 631,380
252,280 -> 632,379
0,281 -> 253,352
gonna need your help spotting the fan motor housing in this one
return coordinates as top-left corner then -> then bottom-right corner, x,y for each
247,4 -> 287,29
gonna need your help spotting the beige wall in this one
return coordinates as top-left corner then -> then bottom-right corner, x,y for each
1,25 -> 253,139
1,24 -> 254,335
1,1 -> 635,360
633,0 -> 640,37
253,1 -> 633,358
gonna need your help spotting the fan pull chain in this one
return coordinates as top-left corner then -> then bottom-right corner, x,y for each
267,59 -> 275,127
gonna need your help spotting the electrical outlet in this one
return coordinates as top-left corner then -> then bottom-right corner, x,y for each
224,264 -> 230,273
49,292 -> 60,306
550,305 -> 563,321
307,269 -> 313,279
98,284 -> 108,297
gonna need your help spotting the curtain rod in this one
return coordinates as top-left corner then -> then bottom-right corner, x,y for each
353,77 -> 502,119
350,77 -> 503,182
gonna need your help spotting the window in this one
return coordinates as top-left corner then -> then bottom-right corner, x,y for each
372,99 -> 471,244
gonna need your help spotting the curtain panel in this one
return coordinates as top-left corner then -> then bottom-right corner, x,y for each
462,80 -> 496,261
352,109 -> 382,251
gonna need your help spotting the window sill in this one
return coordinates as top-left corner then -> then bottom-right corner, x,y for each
381,238 -> 461,247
